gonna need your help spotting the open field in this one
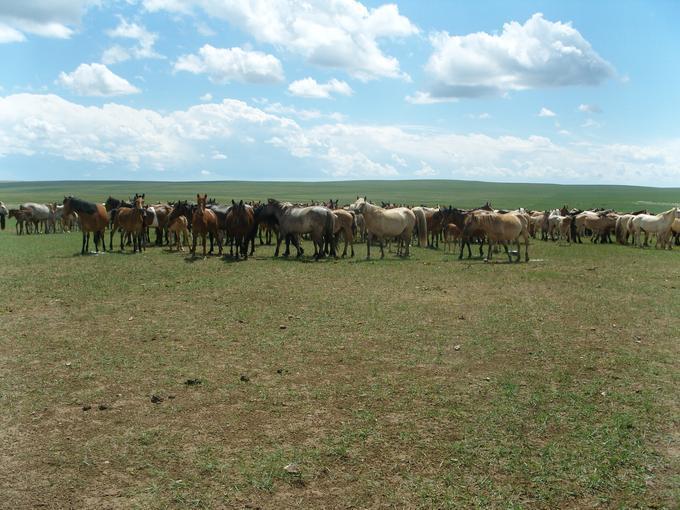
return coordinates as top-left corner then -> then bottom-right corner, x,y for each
1,179 -> 680,212
1,181 -> 679,509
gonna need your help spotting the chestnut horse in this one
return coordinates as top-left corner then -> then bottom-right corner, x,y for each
192,194 -> 221,258
110,194 -> 146,253
63,196 -> 108,254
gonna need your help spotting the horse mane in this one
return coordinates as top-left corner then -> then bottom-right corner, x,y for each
66,196 -> 97,215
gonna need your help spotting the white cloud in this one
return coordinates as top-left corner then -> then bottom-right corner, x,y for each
4,93 -> 680,185
144,0 -> 418,80
175,44 -> 284,84
103,18 -> 162,63
57,63 -> 141,97
200,92 -> 213,102
262,102 -> 345,122
0,94 -> 297,168
0,1 -> 95,40
102,45 -> 130,65
391,153 -> 407,167
578,103 -> 602,114
0,23 -> 26,43
288,78 -> 353,99
200,169 -> 211,175
405,91 -> 457,105
412,13 -> 615,102
414,161 -> 437,177
211,152 -> 227,160
538,107 -> 556,117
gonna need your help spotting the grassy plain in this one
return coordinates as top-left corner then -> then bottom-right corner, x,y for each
1,179 -> 679,212
0,180 -> 678,509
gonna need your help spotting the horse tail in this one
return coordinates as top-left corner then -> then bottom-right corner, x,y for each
351,212 -> 357,238
415,208 -> 427,246
0,214 -> 5,230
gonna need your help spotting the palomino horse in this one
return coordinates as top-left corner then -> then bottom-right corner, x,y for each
0,201 -> 7,230
226,200 -> 254,259
410,206 -> 429,247
254,199 -> 336,259
191,194 -> 221,258
110,194 -> 146,253
631,208 -> 677,249
63,196 -> 108,254
463,210 -> 530,263
352,197 -> 415,259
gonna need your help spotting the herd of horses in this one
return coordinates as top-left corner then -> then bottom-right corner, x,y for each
0,196 -> 678,263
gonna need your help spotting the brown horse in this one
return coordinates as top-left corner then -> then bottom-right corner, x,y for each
226,200 -> 254,259
63,196 -> 108,254
331,208 -> 355,257
110,194 -> 146,253
191,194 -> 221,258
167,215 -> 190,252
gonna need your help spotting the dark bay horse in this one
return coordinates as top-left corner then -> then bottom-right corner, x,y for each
63,196 -> 108,254
192,194 -> 221,258
226,200 -> 255,259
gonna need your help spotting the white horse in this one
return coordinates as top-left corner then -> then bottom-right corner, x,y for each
20,202 -> 52,233
0,201 -> 7,230
631,208 -> 677,249
353,197 -> 416,259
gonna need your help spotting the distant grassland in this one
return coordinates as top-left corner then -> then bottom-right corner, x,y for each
1,180 -> 679,212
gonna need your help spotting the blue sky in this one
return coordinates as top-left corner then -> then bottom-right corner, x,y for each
1,0 -> 679,185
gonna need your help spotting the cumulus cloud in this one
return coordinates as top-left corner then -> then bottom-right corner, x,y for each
3,93 -> 680,184
412,13 -> 615,102
144,0 -> 418,80
288,78 -> 353,99
262,101 -> 345,122
0,93 -> 297,168
102,18 -> 162,64
200,92 -> 213,102
175,45 -> 284,84
578,103 -> 602,114
538,107 -> 556,117
0,0 -> 95,40
57,63 -> 141,97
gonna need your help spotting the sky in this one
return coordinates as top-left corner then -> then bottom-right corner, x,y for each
1,0 -> 680,185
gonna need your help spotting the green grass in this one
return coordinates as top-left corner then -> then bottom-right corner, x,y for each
0,180 -> 679,508
1,179 -> 679,212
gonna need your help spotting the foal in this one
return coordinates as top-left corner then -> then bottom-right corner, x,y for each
110,194 -> 146,253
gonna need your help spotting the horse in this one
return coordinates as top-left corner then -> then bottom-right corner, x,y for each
20,203 -> 52,234
631,208 -> 677,249
254,199 -> 335,259
463,210 -> 529,263
226,200 -> 254,259
411,206 -> 430,247
0,201 -> 7,230
110,194 -> 146,253
167,215 -> 190,252
443,223 -> 462,252
331,208 -> 355,257
63,196 -> 108,254
191,194 -> 221,258
352,197 -> 415,259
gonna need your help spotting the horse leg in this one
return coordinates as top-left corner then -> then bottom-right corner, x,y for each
503,242 -> 511,263
81,232 -> 86,254
380,240 -> 385,259
366,236 -> 371,260
485,240 -> 493,262
275,233 -> 283,257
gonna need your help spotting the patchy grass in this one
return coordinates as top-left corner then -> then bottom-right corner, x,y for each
0,229 -> 678,509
